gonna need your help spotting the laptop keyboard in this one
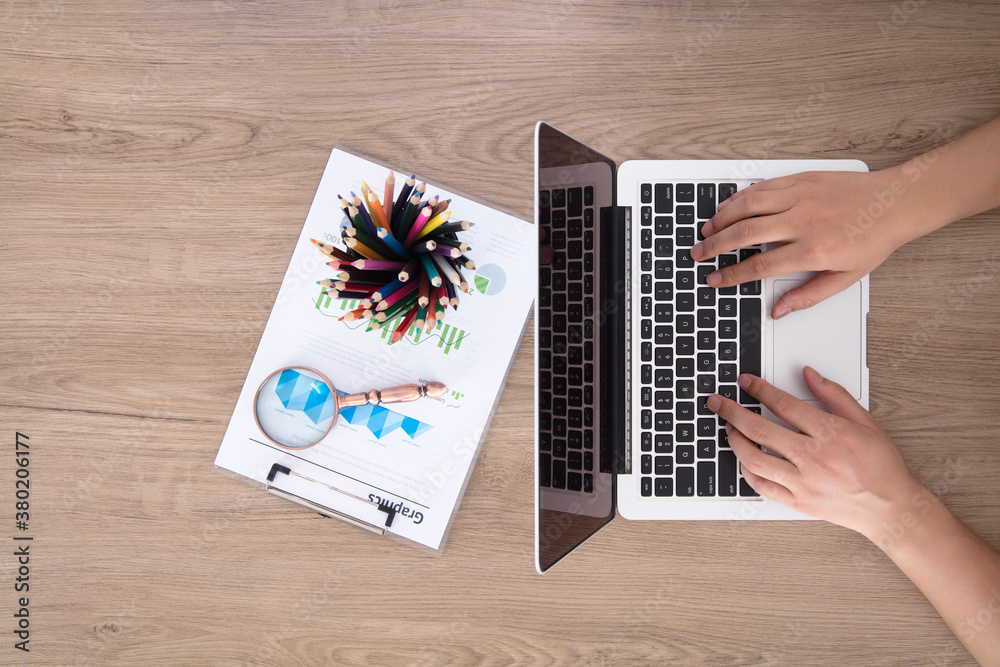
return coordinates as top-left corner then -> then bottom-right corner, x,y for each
635,181 -> 761,499
538,180 -> 763,500
538,185 -> 599,494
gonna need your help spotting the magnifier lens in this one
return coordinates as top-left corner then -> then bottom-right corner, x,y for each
254,368 -> 338,449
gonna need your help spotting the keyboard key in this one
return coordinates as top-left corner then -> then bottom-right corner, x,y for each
676,248 -> 694,269
641,207 -> 652,226
697,309 -> 716,329
655,391 -> 672,410
739,298 -> 762,402
676,314 -> 695,333
697,461 -> 716,496
655,368 -> 673,388
655,281 -> 673,300
655,216 -> 673,235
719,183 -> 738,203
655,434 -> 673,453
551,189 -> 565,208
676,380 -> 695,399
677,444 -> 695,463
719,450 -> 738,496
654,325 -> 672,345
654,455 -> 673,475
641,477 -> 653,497
553,459 -> 566,489
720,363 -> 737,383
676,270 -> 694,290
676,401 -> 695,421
677,424 -> 695,442
656,303 -> 673,323
654,477 -> 673,497
540,453 -> 551,487
677,358 -> 695,377
677,335 -> 694,356
697,331 -> 715,350
697,287 -> 716,307
676,467 -> 695,496
677,227 -> 695,247
697,437 -> 716,458
641,431 -> 652,452
584,473 -> 594,493
676,184 -> 694,203
584,186 -> 594,206
584,452 -> 593,471
739,478 -> 759,497
655,346 -> 673,366
640,183 -> 653,204
697,374 -> 715,394
641,454 -> 652,474
719,298 -> 737,318
568,187 -> 583,216
568,451 -> 583,470
697,352 -> 716,373
677,293 -> 695,312
655,412 -> 673,432
654,183 -> 672,212
697,183 -> 716,219
654,260 -> 672,279
719,319 -> 737,340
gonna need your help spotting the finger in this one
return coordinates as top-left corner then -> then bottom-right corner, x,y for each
771,271 -> 860,319
726,424 -> 799,501
706,393 -> 797,458
711,174 -> 802,217
802,366 -> 873,426
735,373 -> 825,436
739,467 -> 796,507
702,179 -> 799,239
692,205 -> 796,262
704,242 -> 806,288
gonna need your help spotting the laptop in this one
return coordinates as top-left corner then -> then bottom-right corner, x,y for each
534,122 -> 869,573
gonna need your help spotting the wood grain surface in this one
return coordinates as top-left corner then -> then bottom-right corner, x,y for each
2,1 -> 999,665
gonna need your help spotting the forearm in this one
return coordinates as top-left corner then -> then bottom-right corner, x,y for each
886,115 -> 1000,243
867,487 -> 1000,664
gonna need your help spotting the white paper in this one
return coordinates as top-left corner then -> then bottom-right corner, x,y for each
215,148 -> 535,551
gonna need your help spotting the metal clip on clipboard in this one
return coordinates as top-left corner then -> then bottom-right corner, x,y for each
265,463 -> 397,535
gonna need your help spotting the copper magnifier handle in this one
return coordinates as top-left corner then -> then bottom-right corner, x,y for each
336,381 -> 447,409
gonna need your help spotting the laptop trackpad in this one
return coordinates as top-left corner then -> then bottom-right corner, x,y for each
772,280 -> 863,401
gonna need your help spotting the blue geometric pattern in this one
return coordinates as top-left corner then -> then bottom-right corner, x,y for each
339,401 -> 434,440
274,368 -> 336,426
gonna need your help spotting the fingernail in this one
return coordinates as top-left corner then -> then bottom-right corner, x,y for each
737,374 -> 752,389
701,221 -> 714,236
804,365 -> 823,383
773,304 -> 791,319
689,243 -> 703,260
706,271 -> 721,287
724,421 -> 732,433
707,394 -> 721,411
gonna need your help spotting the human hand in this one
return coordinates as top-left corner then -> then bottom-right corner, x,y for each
690,169 -> 913,319
706,368 -> 925,539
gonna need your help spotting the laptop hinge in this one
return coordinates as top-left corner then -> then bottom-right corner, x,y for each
613,205 -> 630,475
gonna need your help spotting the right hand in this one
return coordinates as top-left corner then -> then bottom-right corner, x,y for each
689,169 -> 913,319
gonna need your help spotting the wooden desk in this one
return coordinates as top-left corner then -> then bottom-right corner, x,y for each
2,2 -> 999,664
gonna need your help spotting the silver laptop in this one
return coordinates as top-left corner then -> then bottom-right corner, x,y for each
534,122 -> 869,572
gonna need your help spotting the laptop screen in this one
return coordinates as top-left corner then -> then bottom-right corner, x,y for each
536,122 -> 620,572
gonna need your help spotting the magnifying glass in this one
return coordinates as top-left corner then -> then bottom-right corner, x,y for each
253,366 -> 446,450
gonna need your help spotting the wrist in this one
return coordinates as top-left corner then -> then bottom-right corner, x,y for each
876,160 -> 954,246
859,481 -> 947,556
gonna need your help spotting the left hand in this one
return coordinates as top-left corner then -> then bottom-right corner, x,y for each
706,368 -> 925,539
